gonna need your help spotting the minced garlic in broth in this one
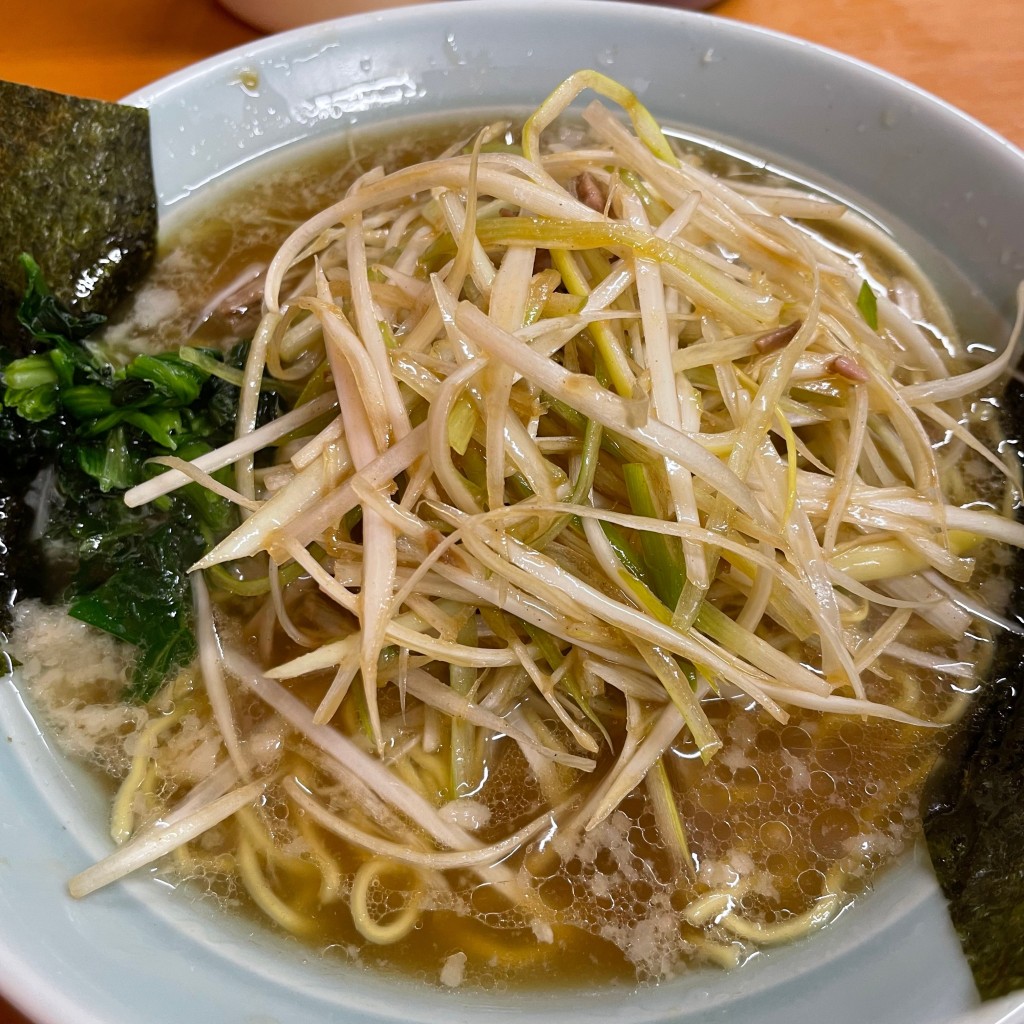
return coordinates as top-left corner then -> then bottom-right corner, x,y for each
11,111 -> 1015,990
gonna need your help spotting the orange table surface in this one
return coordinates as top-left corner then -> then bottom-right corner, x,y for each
1,0 -> 1022,147
1,1 -> 1022,1023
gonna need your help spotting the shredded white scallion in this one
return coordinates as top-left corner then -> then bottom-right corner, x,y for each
61,69 -> 1024,983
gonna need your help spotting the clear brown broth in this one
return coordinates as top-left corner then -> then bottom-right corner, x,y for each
46,117 -> 1007,989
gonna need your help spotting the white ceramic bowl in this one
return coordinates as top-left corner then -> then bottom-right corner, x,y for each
2,3 -> 1024,1022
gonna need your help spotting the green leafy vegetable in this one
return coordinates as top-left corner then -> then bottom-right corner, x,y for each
14,250 -> 108,345
0,256 -> 267,701
66,518 -> 205,703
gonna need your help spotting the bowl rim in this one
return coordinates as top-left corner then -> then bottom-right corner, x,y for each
123,0 -> 1024,162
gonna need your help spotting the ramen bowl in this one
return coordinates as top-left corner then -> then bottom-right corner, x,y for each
2,2 -> 1024,1022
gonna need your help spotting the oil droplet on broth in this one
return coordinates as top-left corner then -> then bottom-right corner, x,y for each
760,820 -> 793,852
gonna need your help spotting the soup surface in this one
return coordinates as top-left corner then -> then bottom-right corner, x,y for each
6,75 -> 1019,989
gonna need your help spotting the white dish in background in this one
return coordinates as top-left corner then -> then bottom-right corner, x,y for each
215,0 -> 722,33
2,2 -> 1024,1022
217,0 -> 432,33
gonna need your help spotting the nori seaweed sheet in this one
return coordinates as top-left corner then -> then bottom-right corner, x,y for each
922,373 -> 1024,1000
0,79 -> 157,355
0,80 -> 157,629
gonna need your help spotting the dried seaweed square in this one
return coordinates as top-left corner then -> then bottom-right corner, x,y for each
0,80 -> 157,350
